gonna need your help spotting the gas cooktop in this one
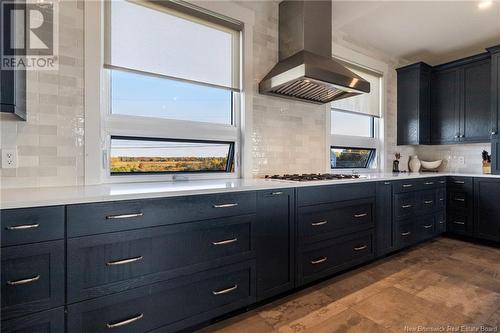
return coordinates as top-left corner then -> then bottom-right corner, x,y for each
265,173 -> 361,182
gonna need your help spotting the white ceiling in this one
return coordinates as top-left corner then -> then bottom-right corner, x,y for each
332,1 -> 500,65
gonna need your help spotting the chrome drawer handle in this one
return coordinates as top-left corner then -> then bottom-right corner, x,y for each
271,191 -> 283,196
402,184 -> 413,188
401,231 -> 411,236
439,198 -> 444,201
454,198 -> 465,202
213,203 -> 238,208
454,181 -> 465,184
439,181 -> 445,184
423,224 -> 433,229
311,257 -> 328,265
424,182 -> 434,185
106,313 -> 144,329
212,284 -> 238,295
401,204 -> 413,209
7,274 -> 40,286
6,223 -> 39,230
212,238 -> 238,246
384,182 -> 391,185
106,212 -> 143,220
354,245 -> 367,251
354,213 -> 368,218
107,256 -> 143,266
439,220 -> 444,224
311,220 -> 328,226
424,200 -> 434,205
453,221 -> 465,225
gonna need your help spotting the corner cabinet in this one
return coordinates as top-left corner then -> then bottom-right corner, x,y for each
396,63 -> 432,145
431,54 -> 491,144
255,188 -> 295,301
397,49 -> 494,145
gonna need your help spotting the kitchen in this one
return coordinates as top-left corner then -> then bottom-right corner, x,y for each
0,0 -> 499,332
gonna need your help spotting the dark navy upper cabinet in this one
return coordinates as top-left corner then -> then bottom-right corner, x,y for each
0,61 -> 26,120
431,67 -> 461,144
396,62 -> 432,145
399,51 -> 493,145
462,58 -> 491,143
255,188 -> 295,301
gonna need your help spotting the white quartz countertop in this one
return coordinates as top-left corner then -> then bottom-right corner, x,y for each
2,172 -> 500,209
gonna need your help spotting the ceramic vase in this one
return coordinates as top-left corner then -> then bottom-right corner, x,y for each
409,155 -> 421,173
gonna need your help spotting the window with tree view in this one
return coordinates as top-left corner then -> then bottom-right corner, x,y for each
110,137 -> 234,174
104,0 -> 242,178
330,147 -> 375,169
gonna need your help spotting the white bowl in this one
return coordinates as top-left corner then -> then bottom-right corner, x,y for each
421,160 -> 442,170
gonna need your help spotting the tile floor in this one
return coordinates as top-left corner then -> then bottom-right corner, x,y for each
197,237 -> 500,333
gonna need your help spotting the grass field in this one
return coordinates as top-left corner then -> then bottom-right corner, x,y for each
110,156 -> 228,173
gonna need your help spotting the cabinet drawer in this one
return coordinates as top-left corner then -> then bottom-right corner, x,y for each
436,211 -> 446,233
447,176 -> 473,188
298,231 -> 374,286
1,206 -> 64,247
447,214 -> 471,235
68,215 -> 254,302
1,241 -> 64,320
417,215 -> 435,240
421,190 -> 437,214
296,183 -> 375,207
297,199 -> 374,245
395,222 -> 416,249
1,307 -> 64,333
67,191 -> 256,237
448,189 -> 470,209
67,261 -> 255,333
394,193 -> 418,219
393,180 -> 420,193
420,177 -> 446,189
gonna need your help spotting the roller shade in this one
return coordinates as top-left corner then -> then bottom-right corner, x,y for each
104,0 -> 241,91
331,65 -> 381,118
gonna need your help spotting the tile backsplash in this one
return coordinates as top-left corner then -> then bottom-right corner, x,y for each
1,0 -> 84,189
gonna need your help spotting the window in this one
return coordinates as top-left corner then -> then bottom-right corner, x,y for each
102,0 -> 242,179
329,61 -> 382,170
330,147 -> 376,169
110,136 -> 234,175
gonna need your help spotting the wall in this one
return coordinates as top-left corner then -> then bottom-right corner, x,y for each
4,0 -> 482,189
0,1 -> 85,189
416,143 -> 490,173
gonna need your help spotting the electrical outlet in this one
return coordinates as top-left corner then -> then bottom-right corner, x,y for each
2,149 -> 18,169
458,156 -> 465,165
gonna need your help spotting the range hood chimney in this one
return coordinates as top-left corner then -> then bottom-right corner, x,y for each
259,0 -> 370,104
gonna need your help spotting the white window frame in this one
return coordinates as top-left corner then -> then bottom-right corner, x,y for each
84,1 -> 255,184
327,42 -> 388,173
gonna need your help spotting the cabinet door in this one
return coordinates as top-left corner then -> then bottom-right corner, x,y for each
431,68 -> 461,144
462,59 -> 491,143
0,68 -> 15,112
489,50 -> 500,136
255,188 -> 294,301
474,178 -> 500,242
375,182 -> 393,257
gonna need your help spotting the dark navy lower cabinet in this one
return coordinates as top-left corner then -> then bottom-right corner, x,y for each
67,261 -> 255,333
1,240 -> 65,320
446,177 -> 474,236
255,188 -> 295,301
375,181 -> 394,256
1,307 -> 65,333
474,178 -> 500,242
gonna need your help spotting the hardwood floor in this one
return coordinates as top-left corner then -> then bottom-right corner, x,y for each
197,237 -> 500,333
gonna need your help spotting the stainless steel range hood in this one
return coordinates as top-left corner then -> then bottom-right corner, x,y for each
259,0 -> 370,104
